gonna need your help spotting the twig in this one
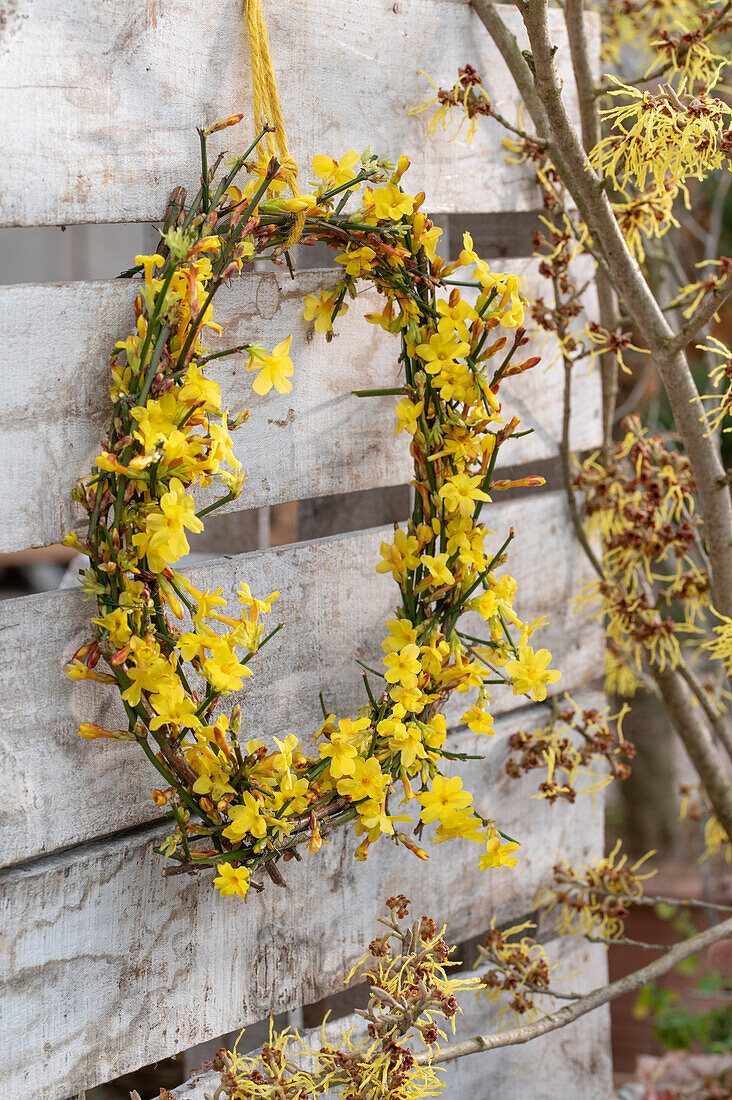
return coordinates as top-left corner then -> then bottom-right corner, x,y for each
665,268 -> 732,356
632,894 -> 732,914
654,665 -> 732,840
558,291 -> 604,581
592,0 -> 732,98
415,914 -> 732,1066
509,0 -> 732,626
563,0 -> 620,451
586,934 -> 668,951
676,661 -> 732,766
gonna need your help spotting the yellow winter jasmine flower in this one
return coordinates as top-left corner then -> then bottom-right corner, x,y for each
319,732 -> 359,778
437,654 -> 486,693
394,396 -> 424,435
237,582 -> 279,622
505,645 -> 561,702
186,737 -> 235,799
76,723 -> 134,740
223,793 -> 268,842
472,574 -> 521,627
433,807 -> 485,844
336,757 -> 389,802
132,478 -> 204,572
414,329 -> 470,374
459,231 -> 479,267
279,192 -> 318,214
131,392 -> 183,452
319,717 -> 371,778
333,244 -> 377,277
202,635 -> 253,693
148,681 -> 201,731
375,529 -> 421,580
214,862 -> 251,899
423,712 -> 448,752
192,588 -> 227,624
337,716 -> 372,741
495,275 -> 525,329
246,336 -> 294,395
272,775 -> 311,816
462,704 -> 495,736
376,710 -> 407,741
312,150 -> 360,190
120,647 -> 177,707
411,211 -> 443,262
272,734 -> 299,792
419,552 -> 455,587
383,643 -> 422,687
355,800 -> 396,840
439,472 -> 491,517
418,774 -> 473,825
480,827 -> 520,869
419,635 -> 450,677
389,682 -> 427,713
432,360 -> 475,403
205,416 -> 242,473
368,181 -> 416,221
176,627 -> 214,663
355,800 -> 411,842
303,290 -> 348,333
436,296 -> 478,342
388,722 -> 426,769
381,617 -> 418,654
179,364 -> 222,412
92,608 -> 132,649
136,252 -> 165,286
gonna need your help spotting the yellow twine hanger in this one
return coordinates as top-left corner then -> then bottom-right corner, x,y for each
245,0 -> 306,247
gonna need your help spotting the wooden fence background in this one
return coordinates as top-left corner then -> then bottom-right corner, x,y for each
0,2 -> 612,1097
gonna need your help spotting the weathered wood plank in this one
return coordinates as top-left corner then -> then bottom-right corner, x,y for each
163,939 -> 611,1100
0,2 -> 595,227
0,259 -> 601,554
0,696 -> 605,1100
0,491 -> 602,867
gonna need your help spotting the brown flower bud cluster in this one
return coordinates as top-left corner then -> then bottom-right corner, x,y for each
221,898 -> 479,1098
505,698 -> 634,802
535,842 -> 657,941
475,923 -> 554,1021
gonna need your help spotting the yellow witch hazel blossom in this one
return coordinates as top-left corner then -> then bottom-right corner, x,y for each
67,117 -> 558,901
215,896 -> 580,1098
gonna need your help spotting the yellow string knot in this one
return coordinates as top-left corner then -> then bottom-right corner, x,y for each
278,153 -> 299,184
245,0 -> 305,248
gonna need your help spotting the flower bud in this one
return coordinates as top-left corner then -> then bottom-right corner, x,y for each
204,113 -> 244,137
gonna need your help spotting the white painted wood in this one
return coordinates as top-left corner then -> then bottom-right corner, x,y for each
0,2 -> 596,227
0,697 -> 605,1100
163,939 -> 611,1100
0,259 -> 601,554
0,492 -> 603,866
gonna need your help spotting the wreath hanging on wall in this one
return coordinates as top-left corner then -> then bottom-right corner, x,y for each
64,2 -> 557,899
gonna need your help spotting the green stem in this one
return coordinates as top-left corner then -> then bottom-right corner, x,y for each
195,490 -> 236,520
198,128 -> 210,214
138,324 -> 171,406
199,344 -> 251,365
352,387 -> 405,397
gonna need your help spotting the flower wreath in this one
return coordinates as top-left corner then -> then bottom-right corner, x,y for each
64,116 -> 559,899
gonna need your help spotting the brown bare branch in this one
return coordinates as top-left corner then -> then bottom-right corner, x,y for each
415,913 -> 732,1067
